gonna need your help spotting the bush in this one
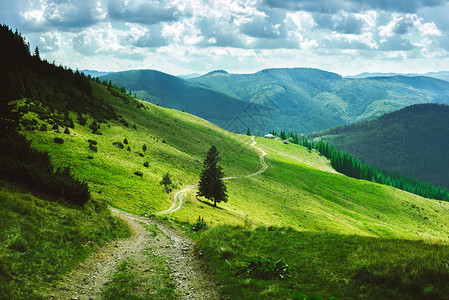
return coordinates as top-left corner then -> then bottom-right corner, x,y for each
89,143 -> 97,152
134,171 -> 143,177
88,139 -> 97,145
160,172 -> 174,193
39,124 -> 47,131
0,133 -> 90,206
124,138 -> 128,144
138,153 -> 144,157
239,257 -> 291,280
142,144 -> 147,151
53,137 -> 64,144
127,146 -> 131,151
113,142 -> 124,149
143,162 -> 149,168
63,127 -> 70,134
191,216 -> 208,232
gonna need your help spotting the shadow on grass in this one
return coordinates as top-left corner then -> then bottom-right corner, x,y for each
196,197 -> 225,210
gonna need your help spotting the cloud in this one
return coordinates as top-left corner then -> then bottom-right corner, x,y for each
240,8 -> 288,38
106,0 -> 183,25
379,36 -> 416,51
314,13 -> 365,34
39,32 -> 62,51
262,0 -> 447,14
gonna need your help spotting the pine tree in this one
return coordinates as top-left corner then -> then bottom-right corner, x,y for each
197,146 -> 228,207
246,128 -> 251,136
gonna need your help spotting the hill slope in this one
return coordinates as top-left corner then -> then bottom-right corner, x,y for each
319,103 -> 449,189
21,78 -> 449,298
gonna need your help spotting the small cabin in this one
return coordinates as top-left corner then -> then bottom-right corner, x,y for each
264,134 -> 275,139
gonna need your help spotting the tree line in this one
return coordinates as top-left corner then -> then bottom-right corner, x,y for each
270,130 -> 449,202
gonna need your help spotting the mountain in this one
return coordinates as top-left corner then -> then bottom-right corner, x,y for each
5,24 -> 449,299
177,72 -> 202,79
190,68 -> 449,132
80,69 -> 112,77
318,103 -> 449,189
347,70 -> 449,82
100,69 -> 274,133
102,67 -> 449,134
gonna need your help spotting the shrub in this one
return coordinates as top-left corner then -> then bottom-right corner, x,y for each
124,138 -> 128,144
39,124 -> 47,131
89,143 -> 97,152
127,146 -> 131,151
142,144 -> 147,151
63,127 -> 70,134
113,142 -> 124,149
143,162 -> 149,168
191,216 -> 208,232
88,139 -> 97,145
134,171 -> 143,177
239,257 -> 291,280
53,137 -> 64,144
138,153 -> 144,157
133,124 -> 137,129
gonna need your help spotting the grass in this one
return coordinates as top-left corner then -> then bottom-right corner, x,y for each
198,225 -> 449,299
0,180 -> 130,299
19,81 -> 449,298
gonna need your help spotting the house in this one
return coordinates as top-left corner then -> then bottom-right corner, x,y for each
264,133 -> 275,139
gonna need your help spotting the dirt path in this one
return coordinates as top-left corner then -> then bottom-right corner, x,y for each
157,136 -> 267,215
47,209 -> 220,299
48,136 -> 267,299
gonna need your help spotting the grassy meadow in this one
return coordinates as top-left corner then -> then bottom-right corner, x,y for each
0,180 -> 130,299
19,81 -> 449,298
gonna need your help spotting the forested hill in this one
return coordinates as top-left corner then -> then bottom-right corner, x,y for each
102,67 -> 449,133
100,69 -> 273,132
319,103 -> 449,189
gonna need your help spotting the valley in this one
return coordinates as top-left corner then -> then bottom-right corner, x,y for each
2,23 -> 449,300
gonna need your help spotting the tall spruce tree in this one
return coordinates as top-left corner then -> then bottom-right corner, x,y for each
197,146 -> 228,207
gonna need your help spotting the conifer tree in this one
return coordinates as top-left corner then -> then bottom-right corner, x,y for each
197,146 -> 228,207
246,128 -> 251,136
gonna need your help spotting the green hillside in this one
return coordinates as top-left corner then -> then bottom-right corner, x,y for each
4,25 -> 449,299
18,80 -> 449,298
318,103 -> 449,189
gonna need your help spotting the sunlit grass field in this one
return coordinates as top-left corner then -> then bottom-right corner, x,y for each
22,81 -> 449,298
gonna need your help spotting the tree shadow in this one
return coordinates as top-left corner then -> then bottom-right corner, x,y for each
196,197 -> 225,210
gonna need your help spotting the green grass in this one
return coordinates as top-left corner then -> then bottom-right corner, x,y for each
0,180 -> 130,299
20,81 -> 449,298
198,225 -> 449,299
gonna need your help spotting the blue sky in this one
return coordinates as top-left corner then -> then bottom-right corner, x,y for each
1,0 -> 449,76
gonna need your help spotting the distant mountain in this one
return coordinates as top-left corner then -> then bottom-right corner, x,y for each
346,71 -> 449,82
190,68 -> 449,132
81,69 -> 112,77
102,67 -> 449,134
319,103 -> 449,189
100,70 -> 273,132
177,73 -> 202,79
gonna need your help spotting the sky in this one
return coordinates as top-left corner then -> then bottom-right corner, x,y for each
1,0 -> 449,76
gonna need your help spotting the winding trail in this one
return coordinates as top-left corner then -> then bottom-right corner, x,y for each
48,136 -> 267,299
48,209 -> 220,299
156,136 -> 267,215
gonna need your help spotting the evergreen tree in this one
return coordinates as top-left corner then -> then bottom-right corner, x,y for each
246,128 -> 251,136
160,172 -> 173,193
197,146 -> 228,207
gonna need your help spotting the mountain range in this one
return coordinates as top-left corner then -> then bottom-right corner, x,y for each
101,68 -> 449,134
346,70 -> 449,82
